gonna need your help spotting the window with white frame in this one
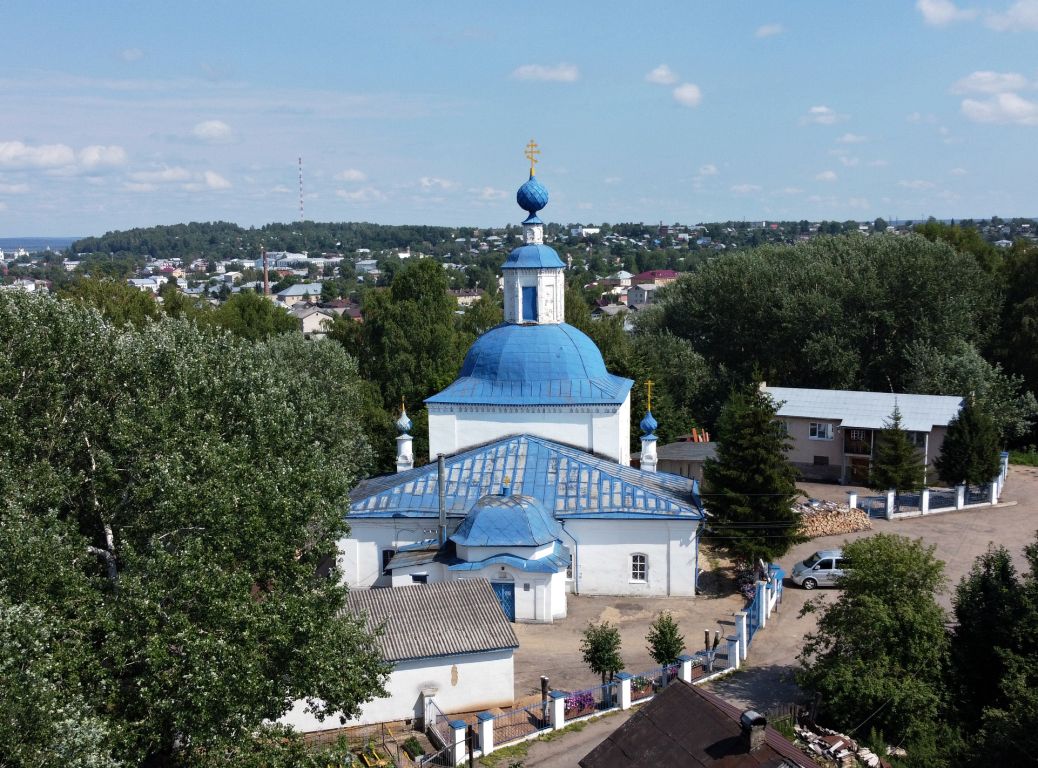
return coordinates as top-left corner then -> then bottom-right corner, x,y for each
630,553 -> 647,582
809,422 -> 834,440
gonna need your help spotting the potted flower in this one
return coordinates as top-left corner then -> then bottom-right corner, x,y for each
630,676 -> 654,699
564,690 -> 596,719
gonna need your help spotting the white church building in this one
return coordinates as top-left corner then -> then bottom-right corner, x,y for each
338,154 -> 704,623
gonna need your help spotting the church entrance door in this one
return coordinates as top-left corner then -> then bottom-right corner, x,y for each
492,581 -> 516,622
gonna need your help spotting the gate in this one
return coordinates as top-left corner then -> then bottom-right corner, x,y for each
492,581 -> 516,622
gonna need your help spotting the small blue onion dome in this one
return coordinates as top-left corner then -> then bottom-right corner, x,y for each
517,174 -> 549,215
640,410 -> 658,436
396,407 -> 412,434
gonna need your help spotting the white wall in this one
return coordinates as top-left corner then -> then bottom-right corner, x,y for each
280,649 -> 515,731
503,267 -> 565,325
340,520 -> 440,588
427,399 -> 630,464
563,518 -> 699,597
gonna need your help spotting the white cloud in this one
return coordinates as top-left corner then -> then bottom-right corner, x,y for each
815,170 -> 838,182
961,91 -> 1038,124
204,171 -> 231,190
898,179 -> 936,189
837,132 -> 867,143
334,168 -> 367,182
336,187 -> 386,202
192,119 -> 233,143
847,197 -> 870,210
512,63 -> 579,82
78,145 -> 127,169
802,105 -> 847,125
129,166 -> 192,183
777,186 -> 803,195
916,0 -> 977,25
419,176 -> 457,190
672,83 -> 702,107
0,141 -> 75,168
838,156 -> 860,167
646,65 -> 678,85
986,0 -> 1038,30
0,183 -> 29,194
755,23 -> 784,38
120,47 -> 144,62
476,186 -> 506,200
730,183 -> 762,194
604,176 -> 622,184
951,70 -> 1028,94
697,163 -> 718,176
907,111 -> 937,124
950,167 -> 968,175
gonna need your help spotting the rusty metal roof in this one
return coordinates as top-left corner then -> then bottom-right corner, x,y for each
344,579 -> 519,663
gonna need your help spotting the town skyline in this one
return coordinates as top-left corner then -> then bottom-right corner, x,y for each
2,1 -> 1038,235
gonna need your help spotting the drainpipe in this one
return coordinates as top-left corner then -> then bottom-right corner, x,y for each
559,520 -> 580,595
437,453 -> 447,546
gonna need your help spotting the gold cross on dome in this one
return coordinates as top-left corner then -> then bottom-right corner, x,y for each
646,379 -> 654,411
524,139 -> 540,175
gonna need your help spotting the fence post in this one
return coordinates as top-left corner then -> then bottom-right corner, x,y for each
846,491 -> 858,510
885,489 -> 896,520
450,720 -> 467,765
735,611 -> 748,661
549,691 -> 567,730
757,581 -> 767,629
990,481 -> 998,504
921,488 -> 930,515
476,712 -> 494,756
727,635 -> 740,670
615,672 -> 632,709
955,484 -> 965,509
678,654 -> 693,683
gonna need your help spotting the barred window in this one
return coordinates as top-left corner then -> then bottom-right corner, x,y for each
631,553 -> 647,582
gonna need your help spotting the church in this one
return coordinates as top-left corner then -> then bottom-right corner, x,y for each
337,148 -> 704,623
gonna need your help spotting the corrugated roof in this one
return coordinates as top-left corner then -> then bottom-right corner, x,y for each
345,579 -> 518,663
349,435 -> 703,521
764,386 -> 962,432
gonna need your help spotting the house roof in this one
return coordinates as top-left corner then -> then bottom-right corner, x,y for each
345,579 -> 518,663
349,434 -> 703,521
276,282 -> 322,297
451,494 -> 561,547
763,386 -> 963,432
640,441 -> 717,462
632,269 -> 678,281
580,681 -> 821,768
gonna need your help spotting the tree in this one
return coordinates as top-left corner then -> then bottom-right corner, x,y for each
869,406 -> 925,495
580,621 -> 624,688
797,534 -> 948,750
646,612 -> 685,666
0,292 -> 388,766
935,398 -> 1001,487
211,289 -> 298,340
702,381 -> 802,565
59,277 -> 161,327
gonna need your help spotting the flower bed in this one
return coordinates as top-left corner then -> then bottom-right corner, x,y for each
565,691 -> 596,720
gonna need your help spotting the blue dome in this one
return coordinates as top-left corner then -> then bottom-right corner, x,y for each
396,408 -> 413,434
501,244 -> 565,270
451,494 -> 561,547
425,323 -> 633,406
517,175 -> 549,215
640,410 -> 658,435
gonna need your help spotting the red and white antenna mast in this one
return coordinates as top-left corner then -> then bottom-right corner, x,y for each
298,156 -> 304,222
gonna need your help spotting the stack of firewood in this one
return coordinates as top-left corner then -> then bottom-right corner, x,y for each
795,499 -> 872,538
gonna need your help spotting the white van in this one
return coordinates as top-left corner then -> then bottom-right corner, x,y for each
790,549 -> 850,589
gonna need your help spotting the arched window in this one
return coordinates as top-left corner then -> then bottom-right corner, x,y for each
630,553 -> 647,582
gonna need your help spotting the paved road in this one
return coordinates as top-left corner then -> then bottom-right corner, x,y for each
503,466 -> 1038,765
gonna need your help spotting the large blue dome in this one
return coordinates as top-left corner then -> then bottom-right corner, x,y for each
425,323 -> 633,406
451,494 -> 560,547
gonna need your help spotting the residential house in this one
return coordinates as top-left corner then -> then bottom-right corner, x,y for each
762,385 -> 963,484
275,282 -> 322,307
292,305 -> 336,339
633,439 -> 716,482
631,269 -> 678,287
450,288 -> 485,308
281,579 -> 518,729
627,283 -> 658,306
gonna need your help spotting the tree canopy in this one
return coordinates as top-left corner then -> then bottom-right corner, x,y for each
935,398 -> 1001,487
869,406 -> 925,494
0,292 -> 387,766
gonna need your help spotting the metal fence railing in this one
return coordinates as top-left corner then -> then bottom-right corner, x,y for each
492,699 -> 550,745
965,484 -> 990,505
425,700 -> 450,750
861,495 -> 887,518
929,488 -> 957,509
421,743 -> 455,767
564,681 -> 616,722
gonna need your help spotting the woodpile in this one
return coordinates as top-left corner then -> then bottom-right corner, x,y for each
793,724 -> 893,768
795,498 -> 871,539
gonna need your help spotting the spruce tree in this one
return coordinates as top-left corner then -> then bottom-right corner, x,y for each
702,381 -> 802,566
869,406 -> 925,495
935,399 -> 1001,487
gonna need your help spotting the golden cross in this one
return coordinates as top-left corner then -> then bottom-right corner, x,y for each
646,379 -> 654,411
524,139 -> 540,175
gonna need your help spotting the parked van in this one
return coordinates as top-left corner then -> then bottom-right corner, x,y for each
791,549 -> 850,589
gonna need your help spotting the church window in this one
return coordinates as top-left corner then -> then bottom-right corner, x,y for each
381,548 -> 396,575
522,285 -> 538,322
630,553 -> 647,582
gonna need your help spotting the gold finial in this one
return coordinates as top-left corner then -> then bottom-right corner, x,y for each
646,379 -> 654,412
400,396 -> 406,414
524,139 -> 540,175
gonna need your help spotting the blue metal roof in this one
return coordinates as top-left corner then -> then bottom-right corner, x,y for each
451,495 -> 561,547
349,434 -> 703,520
448,541 -> 571,574
501,244 -> 566,270
517,175 -> 549,215
426,323 -> 633,406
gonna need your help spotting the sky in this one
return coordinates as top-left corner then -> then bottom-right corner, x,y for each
2,0 -> 1037,236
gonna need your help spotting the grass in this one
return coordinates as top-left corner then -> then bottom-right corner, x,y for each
1010,449 -> 1038,467
477,712 -> 623,766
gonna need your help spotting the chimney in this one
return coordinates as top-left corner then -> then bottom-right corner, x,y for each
262,247 -> 270,297
437,454 -> 447,546
740,710 -> 767,752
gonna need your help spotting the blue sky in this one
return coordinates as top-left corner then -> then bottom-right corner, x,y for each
2,0 -> 1037,236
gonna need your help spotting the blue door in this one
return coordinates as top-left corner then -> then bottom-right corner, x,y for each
492,581 -> 516,622
521,286 -> 537,323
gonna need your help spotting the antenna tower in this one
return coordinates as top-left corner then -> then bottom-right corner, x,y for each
298,157 -> 304,222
